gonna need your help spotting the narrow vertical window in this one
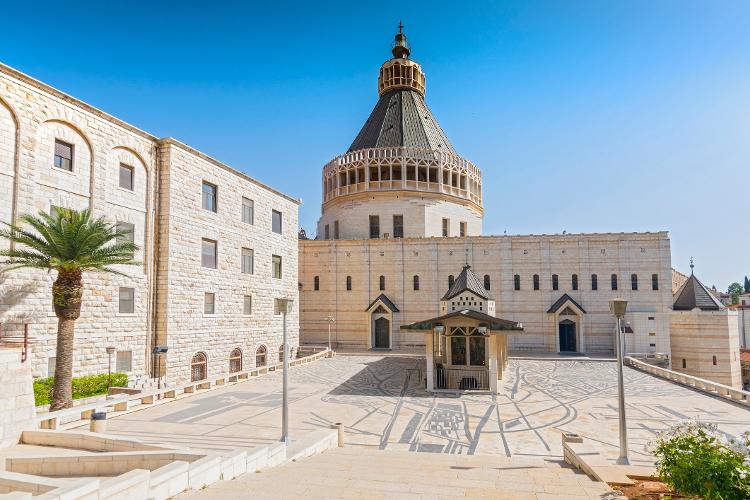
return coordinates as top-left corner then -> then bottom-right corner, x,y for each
484,275 -> 490,291
201,239 -> 217,269
533,274 -> 540,290
591,274 -> 598,291
448,275 -> 455,288
442,218 -> 449,237
202,181 -> 217,212
53,139 -> 73,171
712,355 -> 717,366
369,215 -> 380,238
204,292 -> 215,314
514,274 -> 521,291
229,348 -> 242,373
413,275 -> 419,291
333,220 -> 339,240
682,358 -> 687,369
242,197 -> 254,224
256,346 -> 267,367
243,295 -> 252,315
379,275 -> 385,291
346,276 -> 352,291
651,273 -> 659,291
552,274 -> 559,291
118,287 -> 135,314
272,255 -> 282,279
572,274 -> 578,291
324,224 -> 330,240
241,248 -> 254,274
459,221 -> 467,237
272,210 -> 282,234
631,274 -> 638,291
119,163 -> 134,190
611,274 -> 618,290
314,276 -> 320,291
393,215 -> 403,238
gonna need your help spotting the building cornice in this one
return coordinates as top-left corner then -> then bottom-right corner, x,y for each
321,189 -> 483,216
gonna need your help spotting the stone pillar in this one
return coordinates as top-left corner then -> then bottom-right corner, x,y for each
0,348 -> 35,448
425,332 -> 434,392
488,336 -> 498,394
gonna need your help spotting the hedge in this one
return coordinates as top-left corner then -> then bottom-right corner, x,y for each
33,372 -> 128,406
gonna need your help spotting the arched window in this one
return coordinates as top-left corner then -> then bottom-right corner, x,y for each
190,352 -> 207,382
278,344 -> 285,362
346,276 -> 352,291
513,274 -> 520,290
229,348 -> 242,373
256,345 -> 267,367
533,274 -> 540,290
379,275 -> 385,291
631,274 -> 638,291
651,273 -> 659,291
448,275 -> 455,288
571,274 -> 578,291
591,274 -> 598,290
483,275 -> 491,291
413,275 -> 419,291
611,274 -> 618,290
313,276 -> 319,291
552,274 -> 559,291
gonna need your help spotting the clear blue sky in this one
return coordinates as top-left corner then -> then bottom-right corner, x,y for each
1,1 -> 748,290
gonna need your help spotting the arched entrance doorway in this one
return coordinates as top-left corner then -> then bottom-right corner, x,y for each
374,316 -> 390,348
559,319 -> 577,352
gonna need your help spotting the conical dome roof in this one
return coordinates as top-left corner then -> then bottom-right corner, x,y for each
673,264 -> 725,311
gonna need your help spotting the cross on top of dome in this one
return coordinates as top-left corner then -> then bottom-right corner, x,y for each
392,21 -> 410,59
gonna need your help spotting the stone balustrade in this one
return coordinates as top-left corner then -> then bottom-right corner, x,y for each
625,356 -> 749,406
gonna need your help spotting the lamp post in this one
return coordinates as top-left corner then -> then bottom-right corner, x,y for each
277,298 -> 294,446
152,346 -> 169,391
609,298 -> 629,465
324,315 -> 336,351
105,346 -> 116,390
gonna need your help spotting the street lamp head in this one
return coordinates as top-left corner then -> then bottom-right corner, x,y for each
106,346 -> 116,355
609,298 -> 628,318
276,298 -> 294,314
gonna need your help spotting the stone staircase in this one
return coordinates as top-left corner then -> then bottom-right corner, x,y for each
182,447 -> 621,499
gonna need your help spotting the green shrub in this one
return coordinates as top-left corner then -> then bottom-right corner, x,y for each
33,373 -> 128,406
651,421 -> 750,500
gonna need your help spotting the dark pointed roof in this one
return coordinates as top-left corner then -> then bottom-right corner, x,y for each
547,294 -> 587,314
442,265 -> 491,301
673,272 -> 724,311
400,309 -> 523,332
365,294 -> 399,313
347,89 -> 456,153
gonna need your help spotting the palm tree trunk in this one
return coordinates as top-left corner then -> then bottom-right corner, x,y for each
50,269 -> 83,411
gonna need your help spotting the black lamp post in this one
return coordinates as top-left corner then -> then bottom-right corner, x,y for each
152,346 -> 169,390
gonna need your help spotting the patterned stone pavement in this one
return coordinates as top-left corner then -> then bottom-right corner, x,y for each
99,355 -> 750,465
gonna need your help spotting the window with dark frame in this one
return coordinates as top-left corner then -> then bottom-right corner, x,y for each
712,355 -> 717,366
369,215 -> 380,238
591,274 -> 598,290
448,275 -> 454,288
272,210 -> 282,234
379,275 -> 385,291
393,215 -> 403,238
229,348 -> 242,373
272,255 -> 282,279
483,275 -> 490,290
442,218 -> 449,237
53,139 -> 73,171
652,273 -> 659,290
459,221 -> 466,237
119,163 -> 134,190
334,220 -> 339,239
202,181 -> 217,212
631,273 -> 638,290
256,346 -> 267,367
314,276 -> 320,291
552,274 -> 559,291
346,276 -> 352,291
514,274 -> 520,291
682,358 -> 686,368
118,287 -> 135,314
533,274 -> 540,290
201,239 -> 217,268
324,224 -> 330,240
413,275 -> 419,291
204,292 -> 215,314
572,274 -> 578,291
611,274 -> 618,290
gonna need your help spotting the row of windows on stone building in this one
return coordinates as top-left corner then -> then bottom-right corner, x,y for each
322,215 -> 467,239
201,181 -> 283,234
53,138 -> 137,191
189,344 -> 291,382
311,273 -> 659,292
200,238 -> 283,278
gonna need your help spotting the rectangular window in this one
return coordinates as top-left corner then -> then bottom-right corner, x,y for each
393,215 -> 403,238
591,274 -> 598,291
241,247 -> 254,274
334,220 -> 339,240
115,222 -> 135,258
243,295 -> 252,315
652,273 -> 659,291
242,197 -> 254,224
631,274 -> 638,291
682,358 -> 686,369
272,254 -> 282,279
712,355 -> 717,366
204,292 -> 215,314
469,336 -> 486,366
202,181 -> 217,212
442,218 -> 449,237
201,239 -> 217,268
459,221 -> 467,237
369,215 -> 380,238
533,274 -> 540,290
119,163 -> 134,190
611,274 -> 618,291
552,274 -> 559,291
514,274 -> 520,291
450,336 -> 467,366
118,287 -> 135,314
324,224 -> 330,240
272,210 -> 282,234
572,274 -> 578,291
346,276 -> 352,291
116,351 -> 132,372
53,139 -> 73,171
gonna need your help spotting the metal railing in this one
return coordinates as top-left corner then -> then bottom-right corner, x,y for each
435,366 -> 489,390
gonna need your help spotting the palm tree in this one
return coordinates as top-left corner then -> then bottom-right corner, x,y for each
0,208 -> 138,410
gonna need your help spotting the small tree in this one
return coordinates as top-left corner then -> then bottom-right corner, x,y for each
0,208 -> 138,410
744,275 -> 749,293
728,282 -> 743,305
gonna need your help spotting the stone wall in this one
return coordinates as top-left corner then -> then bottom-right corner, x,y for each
0,348 -> 35,448
299,232 -> 673,354
670,309 -> 742,388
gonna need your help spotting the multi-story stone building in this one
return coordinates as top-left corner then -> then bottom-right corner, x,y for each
0,63 -> 300,385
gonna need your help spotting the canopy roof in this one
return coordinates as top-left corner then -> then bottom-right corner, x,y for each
442,265 -> 492,301
400,309 -> 523,333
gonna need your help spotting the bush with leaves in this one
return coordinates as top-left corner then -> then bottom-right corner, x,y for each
650,421 -> 750,499
33,373 -> 128,406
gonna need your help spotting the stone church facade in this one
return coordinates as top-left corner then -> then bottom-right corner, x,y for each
0,64 -> 300,385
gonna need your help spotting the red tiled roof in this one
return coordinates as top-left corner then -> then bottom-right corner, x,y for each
741,350 -> 750,363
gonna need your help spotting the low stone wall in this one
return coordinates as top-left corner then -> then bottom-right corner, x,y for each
0,348 -> 35,449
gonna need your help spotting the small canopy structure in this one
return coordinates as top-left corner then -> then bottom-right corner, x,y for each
400,309 -> 522,333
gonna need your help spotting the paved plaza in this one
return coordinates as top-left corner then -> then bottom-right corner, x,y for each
96,355 -> 750,465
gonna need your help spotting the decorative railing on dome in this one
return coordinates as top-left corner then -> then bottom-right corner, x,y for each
322,147 -> 482,207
